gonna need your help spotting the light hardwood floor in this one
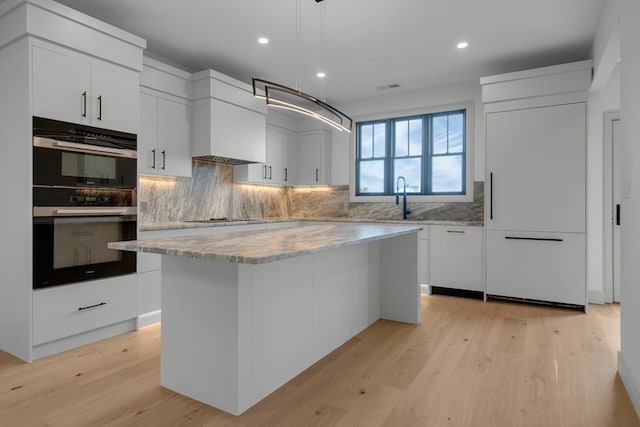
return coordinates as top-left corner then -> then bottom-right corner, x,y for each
1,295 -> 638,427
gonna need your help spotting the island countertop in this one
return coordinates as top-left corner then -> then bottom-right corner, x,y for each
109,223 -> 422,264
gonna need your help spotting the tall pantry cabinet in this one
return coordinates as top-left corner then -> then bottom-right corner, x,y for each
0,0 -> 145,362
481,61 -> 591,309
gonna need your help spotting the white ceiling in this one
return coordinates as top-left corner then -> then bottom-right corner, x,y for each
56,0 -> 604,105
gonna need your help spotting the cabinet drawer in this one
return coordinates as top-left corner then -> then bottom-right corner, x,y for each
486,230 -> 585,306
430,226 -> 483,292
33,274 -> 138,345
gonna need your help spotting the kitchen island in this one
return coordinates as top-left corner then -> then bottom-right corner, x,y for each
109,223 -> 421,415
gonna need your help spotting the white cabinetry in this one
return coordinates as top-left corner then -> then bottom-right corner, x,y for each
0,0 -> 145,362
33,44 -> 139,134
298,130 -> 332,185
234,126 -> 299,185
139,57 -> 193,177
430,225 -> 484,292
418,227 -> 430,291
482,60 -> 590,308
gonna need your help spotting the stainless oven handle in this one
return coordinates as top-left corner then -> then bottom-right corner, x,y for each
33,137 -> 137,159
54,208 -> 128,216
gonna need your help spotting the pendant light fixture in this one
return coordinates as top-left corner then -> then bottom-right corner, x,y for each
252,0 -> 352,132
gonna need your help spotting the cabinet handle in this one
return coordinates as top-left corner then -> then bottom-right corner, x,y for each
315,168 -> 319,182
616,204 -> 621,226
161,150 -> 166,170
505,236 -> 563,242
489,172 -> 494,220
447,230 -> 465,234
262,165 -> 267,179
284,168 -> 288,182
268,166 -> 272,180
151,149 -> 156,169
78,302 -> 107,311
97,95 -> 103,121
81,91 -> 87,117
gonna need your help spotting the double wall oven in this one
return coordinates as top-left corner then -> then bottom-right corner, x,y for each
33,117 -> 137,289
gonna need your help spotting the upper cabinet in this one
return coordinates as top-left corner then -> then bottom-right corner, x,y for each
32,45 -> 140,134
298,130 -> 332,185
191,69 -> 267,164
139,57 -> 193,177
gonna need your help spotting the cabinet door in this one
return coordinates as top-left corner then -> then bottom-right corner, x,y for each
283,130 -> 299,185
138,93 -> 159,174
486,103 -> 585,232
298,132 -> 331,185
430,226 -> 484,292
486,230 -> 585,306
91,65 -> 139,134
32,46 -> 91,125
266,128 -> 285,185
158,98 -> 192,177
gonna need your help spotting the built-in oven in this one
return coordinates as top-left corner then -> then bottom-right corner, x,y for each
33,117 -> 137,289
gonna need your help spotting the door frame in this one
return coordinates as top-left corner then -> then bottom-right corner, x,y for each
603,110 -> 621,303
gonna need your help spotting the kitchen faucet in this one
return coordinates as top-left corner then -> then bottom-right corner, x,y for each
395,176 -> 410,220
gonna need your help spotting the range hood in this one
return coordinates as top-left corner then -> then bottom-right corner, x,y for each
191,69 -> 268,165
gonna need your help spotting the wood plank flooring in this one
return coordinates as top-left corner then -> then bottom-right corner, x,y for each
1,295 -> 638,427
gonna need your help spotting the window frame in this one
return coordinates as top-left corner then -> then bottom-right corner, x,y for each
350,102 -> 474,203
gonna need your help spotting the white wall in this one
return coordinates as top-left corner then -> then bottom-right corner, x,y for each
332,80 -> 484,185
618,0 -> 640,416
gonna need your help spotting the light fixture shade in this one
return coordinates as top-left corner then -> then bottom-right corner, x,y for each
252,78 -> 352,132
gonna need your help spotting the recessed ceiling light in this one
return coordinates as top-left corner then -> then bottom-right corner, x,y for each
457,41 -> 469,49
317,72 -> 326,78
258,37 -> 269,45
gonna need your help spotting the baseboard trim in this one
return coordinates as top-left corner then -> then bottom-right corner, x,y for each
136,310 -> 161,328
421,284 -> 431,295
618,350 -> 640,418
588,289 -> 606,304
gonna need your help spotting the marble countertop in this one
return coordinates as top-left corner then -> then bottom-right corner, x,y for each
110,223 -> 422,264
139,217 -> 482,232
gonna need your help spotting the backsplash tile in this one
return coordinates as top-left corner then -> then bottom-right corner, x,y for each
138,161 -> 483,224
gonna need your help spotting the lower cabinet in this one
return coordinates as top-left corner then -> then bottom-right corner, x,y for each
486,230 -> 586,306
430,225 -> 484,293
418,227 -> 430,290
32,274 -> 138,346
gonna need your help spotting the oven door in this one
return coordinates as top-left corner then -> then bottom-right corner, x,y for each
33,137 -> 137,188
33,209 -> 137,289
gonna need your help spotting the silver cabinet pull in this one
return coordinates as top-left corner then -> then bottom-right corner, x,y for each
262,165 -> 267,179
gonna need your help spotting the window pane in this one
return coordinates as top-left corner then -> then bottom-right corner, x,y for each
394,158 -> 421,193
409,119 -> 422,156
359,160 -> 385,193
431,155 -> 462,193
448,113 -> 464,153
374,123 -> 386,157
394,120 -> 408,157
359,124 -> 373,158
432,116 -> 448,154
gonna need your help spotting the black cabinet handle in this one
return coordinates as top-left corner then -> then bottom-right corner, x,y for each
505,236 -> 563,242
315,168 -> 319,182
97,95 -> 103,121
262,165 -> 267,179
78,302 -> 106,311
447,230 -> 465,234
161,150 -> 166,170
284,168 -> 288,182
616,204 -> 621,226
151,149 -> 156,169
81,91 -> 87,117
268,165 -> 272,180
489,172 -> 494,220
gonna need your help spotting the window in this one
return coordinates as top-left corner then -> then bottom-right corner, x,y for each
356,109 -> 467,197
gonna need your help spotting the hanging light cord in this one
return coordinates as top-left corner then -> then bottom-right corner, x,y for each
320,1 -> 326,102
295,0 -> 301,92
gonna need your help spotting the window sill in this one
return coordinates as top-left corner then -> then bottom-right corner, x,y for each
349,192 -> 473,203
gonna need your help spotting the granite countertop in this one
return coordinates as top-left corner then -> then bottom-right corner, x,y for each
139,217 -> 483,232
110,223 -> 422,264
